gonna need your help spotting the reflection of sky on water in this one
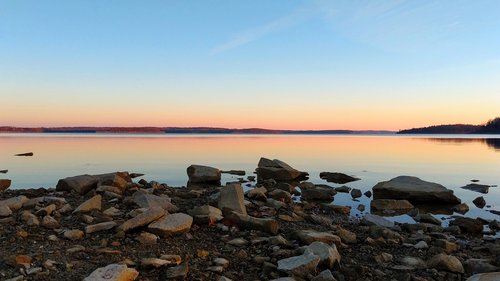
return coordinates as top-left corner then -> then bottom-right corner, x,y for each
1,133 -> 499,223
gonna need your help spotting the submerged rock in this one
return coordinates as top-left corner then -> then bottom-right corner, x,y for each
370,199 -> 414,211
372,176 -> 460,204
256,157 -> 308,181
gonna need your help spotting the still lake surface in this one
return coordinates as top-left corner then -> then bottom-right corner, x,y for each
1,133 -> 499,224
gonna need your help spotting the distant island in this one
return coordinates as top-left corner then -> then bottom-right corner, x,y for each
0,126 -> 393,135
398,117 -> 500,134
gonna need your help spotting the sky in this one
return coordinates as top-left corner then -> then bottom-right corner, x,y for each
1,0 -> 499,130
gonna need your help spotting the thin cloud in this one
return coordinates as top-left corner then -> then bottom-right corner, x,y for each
210,6 -> 314,55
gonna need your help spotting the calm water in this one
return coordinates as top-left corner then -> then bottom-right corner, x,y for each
1,133 -> 499,223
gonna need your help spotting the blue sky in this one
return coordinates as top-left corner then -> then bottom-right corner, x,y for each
1,0 -> 499,129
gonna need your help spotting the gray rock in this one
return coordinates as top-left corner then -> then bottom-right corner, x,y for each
371,199 -> 414,211
416,213 -> 441,225
277,253 -> 320,278
56,174 -> 98,194
461,183 -> 490,194
218,183 -> 247,215
401,256 -> 426,268
372,176 -> 460,204
466,272 -> 500,281
361,214 -> 395,228
414,241 -> 428,249
428,254 -> 464,273
334,186 -> 351,193
0,205 -> 12,217
295,229 -> 341,246
132,191 -> 178,212
464,259 -> 499,274
320,172 -> 359,184
256,157 -> 308,181
304,241 -> 341,268
73,195 -> 101,213
187,164 -> 221,183
312,270 -> 337,281
0,196 -> 29,211
166,263 -> 189,279
188,205 -> 223,224
148,213 -> 193,237
117,207 -> 166,233
83,264 -> 138,281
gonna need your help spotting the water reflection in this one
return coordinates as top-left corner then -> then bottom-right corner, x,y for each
423,137 -> 500,150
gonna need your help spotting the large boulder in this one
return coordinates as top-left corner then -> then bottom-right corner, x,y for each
0,179 -> 11,191
218,183 -> 247,215
83,264 -> 138,281
372,176 -> 460,204
187,165 -> 221,183
56,174 -> 99,194
256,158 -> 308,181
319,172 -> 359,184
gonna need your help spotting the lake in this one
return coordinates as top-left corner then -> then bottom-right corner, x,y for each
1,133 -> 499,223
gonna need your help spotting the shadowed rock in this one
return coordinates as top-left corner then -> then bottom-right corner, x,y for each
218,183 -> 247,215
15,152 -> 33,156
0,179 -> 11,192
370,199 -> 414,212
461,183 -> 490,194
373,176 -> 460,204
320,172 -> 359,184
56,174 -> 99,194
187,165 -> 221,184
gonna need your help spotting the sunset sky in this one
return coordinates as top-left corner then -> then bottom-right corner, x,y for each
1,0 -> 499,130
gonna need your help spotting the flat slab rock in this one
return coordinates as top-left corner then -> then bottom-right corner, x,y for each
117,207 -> 166,233
370,199 -> 414,211
148,213 -> 193,237
277,253 -> 320,278
373,176 -> 460,204
466,272 -> 500,281
83,264 -> 138,281
461,183 -> 490,194
295,229 -> 341,246
361,213 -> 395,228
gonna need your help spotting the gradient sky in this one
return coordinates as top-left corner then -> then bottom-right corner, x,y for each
1,0 -> 499,130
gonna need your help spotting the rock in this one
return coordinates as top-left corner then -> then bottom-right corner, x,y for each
148,213 -> 193,237
6,254 -> 32,267
227,238 -> 248,247
0,170 -> 7,173
361,214 -> 395,228
372,176 -> 460,204
433,239 -> 459,253
453,203 -> 470,214
188,205 -> 223,224
35,204 -> 57,216
117,207 -> 166,233
213,257 -> 229,268
256,157 -> 308,181
247,186 -> 268,201
304,241 -> 341,268
417,213 -> 441,225
0,205 -> 12,216
95,172 -> 131,189
0,179 -> 11,191
449,217 -> 483,234
166,263 -> 189,279
490,220 -> 500,231
56,174 -> 99,194
277,253 -> 320,278
414,241 -> 428,249
464,259 -> 499,274
225,211 -> 279,235
473,196 -> 486,208
319,172 -> 359,184
135,232 -> 158,244
15,152 -> 33,156
83,264 -> 138,281
218,183 -> 247,215
64,229 -> 84,240
41,215 -> 60,229
466,272 -> 500,281
295,229 -> 341,246
221,170 -> 245,176
86,221 -> 117,234
401,256 -> 426,268
350,188 -> 362,199
187,164 -> 221,183
132,191 -> 178,212
21,210 -> 40,226
428,254 -> 464,273
461,183 -> 490,194
320,204 -> 351,215
0,196 -> 29,211
337,228 -> 356,244
103,207 -> 122,217
334,186 -> 351,193
141,258 -> 170,269
269,189 -> 292,204
301,187 -> 336,201
364,190 -> 372,198
371,199 -> 414,211
312,270 -> 336,281
73,195 -> 102,213
374,253 -> 393,264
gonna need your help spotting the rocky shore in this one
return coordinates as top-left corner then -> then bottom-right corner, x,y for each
0,158 -> 499,281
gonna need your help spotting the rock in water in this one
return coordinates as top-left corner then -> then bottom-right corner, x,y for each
56,174 -> 99,194
218,183 -> 247,215
15,152 -> 33,156
449,217 -> 484,234
277,253 -> 320,278
319,172 -> 359,184
255,157 -> 308,181
83,264 -> 138,281
0,179 -> 11,191
186,165 -> 221,183
372,176 -> 460,204
473,196 -> 486,208
148,213 -> 193,237
370,199 -> 414,211
461,183 -> 490,194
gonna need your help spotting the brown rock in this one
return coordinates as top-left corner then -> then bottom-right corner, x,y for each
0,179 -> 11,191
73,195 -> 102,214
41,215 -> 60,229
117,207 -> 166,233
83,264 -> 138,281
64,229 -> 85,240
86,221 -> 117,234
370,199 -> 414,211
148,213 -> 193,237
56,174 -> 99,194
